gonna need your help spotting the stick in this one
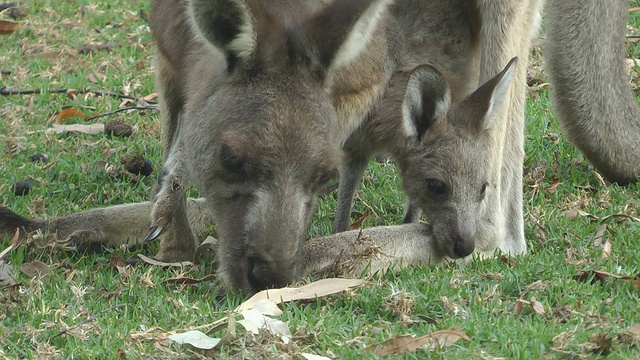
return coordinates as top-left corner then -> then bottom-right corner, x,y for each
49,304 -> 126,340
0,86 -> 157,104
86,106 -> 159,121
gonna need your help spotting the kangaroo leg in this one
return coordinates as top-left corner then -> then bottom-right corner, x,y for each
545,0 -> 640,185
472,0 -> 543,256
334,155 -> 370,233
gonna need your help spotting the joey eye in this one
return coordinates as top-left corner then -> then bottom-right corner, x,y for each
426,179 -> 446,195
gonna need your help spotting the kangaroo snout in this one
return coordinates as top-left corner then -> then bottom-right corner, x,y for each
452,236 -> 475,258
247,254 -> 297,291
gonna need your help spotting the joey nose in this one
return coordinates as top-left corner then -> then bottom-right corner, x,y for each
453,238 -> 475,258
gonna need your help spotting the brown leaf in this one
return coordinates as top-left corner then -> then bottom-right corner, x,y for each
0,19 -> 21,35
86,72 -> 106,84
365,328 -> 471,356
109,252 -> 127,269
136,254 -> 193,268
562,208 -> 598,221
349,210 -> 370,230
514,298 -> 545,316
573,269 -> 632,286
500,255 -> 516,267
588,333 -> 613,356
600,212 -> 640,223
20,260 -> 51,280
53,107 -> 102,123
544,175 -> 561,193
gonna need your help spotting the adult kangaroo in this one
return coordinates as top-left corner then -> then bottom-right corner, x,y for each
1,0 -> 638,294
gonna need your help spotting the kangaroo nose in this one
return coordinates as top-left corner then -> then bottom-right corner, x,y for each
247,255 -> 292,291
453,238 -> 475,258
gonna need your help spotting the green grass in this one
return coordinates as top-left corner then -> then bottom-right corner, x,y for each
1,1 -> 639,359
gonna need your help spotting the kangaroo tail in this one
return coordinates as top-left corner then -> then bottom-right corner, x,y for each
545,0 -> 640,184
0,206 -> 45,239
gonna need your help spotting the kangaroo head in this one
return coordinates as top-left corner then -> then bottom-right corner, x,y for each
398,58 -> 517,260
184,0 -> 392,293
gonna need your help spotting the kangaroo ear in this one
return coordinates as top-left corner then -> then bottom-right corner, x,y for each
302,0 -> 393,81
188,0 -> 258,64
401,65 -> 452,139
458,57 -> 517,133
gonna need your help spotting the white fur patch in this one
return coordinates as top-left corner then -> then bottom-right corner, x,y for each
329,0 -> 393,73
401,84 -> 421,138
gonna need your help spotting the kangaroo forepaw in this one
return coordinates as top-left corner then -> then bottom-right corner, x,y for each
145,225 -> 164,242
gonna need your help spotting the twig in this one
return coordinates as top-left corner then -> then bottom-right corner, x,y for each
49,304 -> 126,340
0,86 -> 157,104
86,106 -> 159,121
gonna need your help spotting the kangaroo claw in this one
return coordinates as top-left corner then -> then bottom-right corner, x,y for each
145,225 -> 164,242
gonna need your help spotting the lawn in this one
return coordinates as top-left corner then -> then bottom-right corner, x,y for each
1,1 -> 639,359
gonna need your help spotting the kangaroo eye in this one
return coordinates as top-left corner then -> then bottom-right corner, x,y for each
426,179 -> 446,195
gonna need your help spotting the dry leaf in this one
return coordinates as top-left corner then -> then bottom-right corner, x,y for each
514,298 -> 545,316
573,269 -> 632,286
563,208 -> 598,221
53,107 -> 102,123
588,333 -> 613,356
601,239 -> 612,259
86,72 -> 106,84
349,210 -> 370,230
167,330 -> 220,350
20,260 -> 51,280
44,123 -> 105,135
365,328 -> 471,356
236,278 -> 366,312
0,19 -> 21,35
544,175 -> 561,193
136,254 -> 193,268
592,224 -> 607,247
143,93 -> 158,101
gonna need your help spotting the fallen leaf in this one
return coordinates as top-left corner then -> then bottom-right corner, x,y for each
601,239 -> 612,259
0,19 -> 21,35
563,208 -> 598,221
514,298 -> 546,316
239,309 -> 292,344
600,212 -> 640,223
573,269 -> 633,286
544,175 -> 561,193
163,274 -> 217,285
20,260 -> 51,280
236,278 -> 366,312
365,328 -> 471,356
588,333 -> 612,356
349,210 -> 370,230
86,72 -> 106,84
500,255 -> 516,267
0,243 -> 13,260
592,224 -> 607,247
44,123 -> 105,135
0,260 -> 16,288
143,92 -> 158,101
167,330 -> 220,350
136,254 -> 193,268
52,107 -> 102,123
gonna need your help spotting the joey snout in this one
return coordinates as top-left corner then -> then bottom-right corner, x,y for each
431,218 -> 477,259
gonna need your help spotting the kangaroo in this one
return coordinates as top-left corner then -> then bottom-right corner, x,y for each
336,58 -> 517,259
1,0 -> 639,293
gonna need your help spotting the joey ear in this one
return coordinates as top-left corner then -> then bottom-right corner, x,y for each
302,0 -> 393,81
401,65 -> 451,139
188,0 -> 259,64
459,57 -> 517,133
